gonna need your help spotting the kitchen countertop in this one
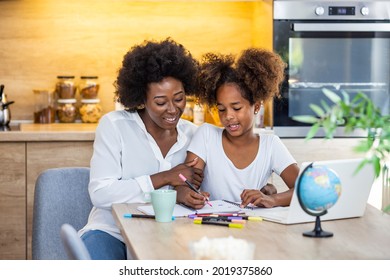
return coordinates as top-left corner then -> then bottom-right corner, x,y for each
0,123 -> 273,142
0,123 -> 97,142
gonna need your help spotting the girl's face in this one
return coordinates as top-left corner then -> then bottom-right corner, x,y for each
216,83 -> 259,136
143,76 -> 186,130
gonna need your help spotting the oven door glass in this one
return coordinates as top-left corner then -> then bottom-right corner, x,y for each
289,37 -> 389,116
273,21 -> 390,130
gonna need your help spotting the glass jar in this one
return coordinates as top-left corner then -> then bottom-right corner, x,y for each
33,89 -> 55,123
193,103 -> 205,126
57,98 -> 77,123
79,99 -> 102,123
181,96 -> 194,122
55,76 -> 76,99
79,76 -> 99,99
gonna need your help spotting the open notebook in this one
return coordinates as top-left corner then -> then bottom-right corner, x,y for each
137,199 -> 249,217
244,158 -> 376,224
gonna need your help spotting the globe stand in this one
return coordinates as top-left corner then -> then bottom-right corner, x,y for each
303,216 -> 333,238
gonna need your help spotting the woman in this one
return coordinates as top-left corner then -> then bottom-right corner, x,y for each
79,38 -> 206,260
182,48 -> 299,209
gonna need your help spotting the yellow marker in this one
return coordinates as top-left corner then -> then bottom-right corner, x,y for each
193,219 -> 244,229
246,216 -> 263,222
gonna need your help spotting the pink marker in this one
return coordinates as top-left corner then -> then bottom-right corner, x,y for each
179,173 -> 212,207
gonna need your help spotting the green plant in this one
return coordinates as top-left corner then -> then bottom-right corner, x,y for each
292,88 -> 390,212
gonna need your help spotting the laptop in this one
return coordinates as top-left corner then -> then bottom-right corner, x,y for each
245,158 -> 375,224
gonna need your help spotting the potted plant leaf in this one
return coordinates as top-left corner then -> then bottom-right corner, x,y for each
292,88 -> 390,213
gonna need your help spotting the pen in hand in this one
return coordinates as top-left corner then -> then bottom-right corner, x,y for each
179,173 -> 212,207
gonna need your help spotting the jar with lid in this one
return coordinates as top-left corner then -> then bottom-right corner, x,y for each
55,76 -> 76,99
79,99 -> 102,123
57,99 -> 77,123
33,89 -> 55,123
181,96 -> 194,122
193,103 -> 205,126
79,76 -> 99,99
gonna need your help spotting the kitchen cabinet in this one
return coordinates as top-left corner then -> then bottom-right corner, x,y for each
0,141 -> 93,260
0,124 -> 95,260
0,143 -> 26,260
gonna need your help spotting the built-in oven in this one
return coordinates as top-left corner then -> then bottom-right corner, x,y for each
273,0 -> 390,137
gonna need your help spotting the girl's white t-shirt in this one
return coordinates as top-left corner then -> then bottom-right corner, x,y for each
187,123 -> 296,201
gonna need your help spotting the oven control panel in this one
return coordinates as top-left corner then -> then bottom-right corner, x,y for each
316,6 -> 369,17
274,1 -> 390,21
328,6 -> 356,16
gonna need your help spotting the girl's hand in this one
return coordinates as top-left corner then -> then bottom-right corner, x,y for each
240,189 -> 276,208
176,185 -> 210,209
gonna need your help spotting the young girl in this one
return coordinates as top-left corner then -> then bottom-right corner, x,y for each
183,48 -> 299,209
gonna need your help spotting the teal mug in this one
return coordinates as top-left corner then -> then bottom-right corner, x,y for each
151,189 -> 177,223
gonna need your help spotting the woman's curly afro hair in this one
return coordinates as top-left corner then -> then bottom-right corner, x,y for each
195,48 -> 286,106
115,38 -> 199,111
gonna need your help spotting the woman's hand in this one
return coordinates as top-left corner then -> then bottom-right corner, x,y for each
176,185 -> 210,209
240,189 -> 277,208
151,157 -> 204,189
168,157 -> 204,188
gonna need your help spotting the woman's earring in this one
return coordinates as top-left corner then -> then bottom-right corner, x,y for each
137,104 -> 145,110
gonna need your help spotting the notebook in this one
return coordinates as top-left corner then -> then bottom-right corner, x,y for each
137,199 -> 248,217
244,158 -> 375,224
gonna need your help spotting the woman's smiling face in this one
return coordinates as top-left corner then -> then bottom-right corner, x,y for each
144,76 -> 186,130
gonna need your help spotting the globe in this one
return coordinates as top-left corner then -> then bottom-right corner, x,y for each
296,163 -> 342,237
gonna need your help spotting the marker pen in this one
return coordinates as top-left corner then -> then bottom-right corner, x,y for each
194,217 -> 246,224
124,213 -> 175,220
240,215 -> 263,221
179,173 -> 212,207
193,219 -> 243,228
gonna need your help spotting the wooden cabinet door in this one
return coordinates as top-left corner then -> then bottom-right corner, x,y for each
0,143 -> 26,260
26,141 -> 93,259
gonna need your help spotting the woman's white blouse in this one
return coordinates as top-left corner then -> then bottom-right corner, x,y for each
79,110 -> 197,241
